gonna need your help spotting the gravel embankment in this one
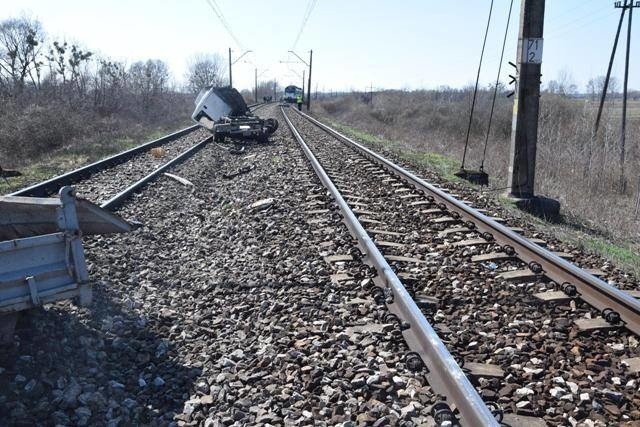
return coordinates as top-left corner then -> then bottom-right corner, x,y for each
71,128 -> 210,205
0,105 -> 435,426
287,109 -> 640,426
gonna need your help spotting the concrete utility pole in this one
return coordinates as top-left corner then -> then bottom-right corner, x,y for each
307,50 -> 313,111
507,0 -> 544,199
228,47 -> 232,87
506,0 -> 559,217
289,49 -> 313,111
254,68 -> 269,103
228,48 -> 252,89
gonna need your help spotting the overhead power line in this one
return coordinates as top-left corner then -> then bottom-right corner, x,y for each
291,0 -> 317,50
546,3 -> 613,35
547,9 -> 618,38
545,0 -> 600,25
460,0 -> 494,170
204,0 -> 245,50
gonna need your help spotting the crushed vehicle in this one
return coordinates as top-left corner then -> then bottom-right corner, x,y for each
191,86 -> 278,143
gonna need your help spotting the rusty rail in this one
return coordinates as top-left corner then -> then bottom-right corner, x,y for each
100,136 -> 210,210
9,125 -> 200,198
281,107 -> 499,427
293,108 -> 640,337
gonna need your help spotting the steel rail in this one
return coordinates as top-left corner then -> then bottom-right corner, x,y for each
9,125 -> 200,198
9,102 -> 268,199
248,101 -> 274,111
100,136 -> 211,211
293,108 -> 640,337
281,107 -> 499,427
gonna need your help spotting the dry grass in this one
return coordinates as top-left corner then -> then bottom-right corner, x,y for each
0,105 -> 191,194
314,91 -> 640,244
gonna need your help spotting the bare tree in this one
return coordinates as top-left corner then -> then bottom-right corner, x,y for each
44,41 -> 93,105
556,70 -> 578,96
545,80 -> 559,94
0,16 -> 44,95
185,53 -> 225,92
587,76 -> 619,100
129,59 -> 170,111
93,59 -> 127,114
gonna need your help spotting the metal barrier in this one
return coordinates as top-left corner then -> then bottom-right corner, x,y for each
0,186 -> 132,342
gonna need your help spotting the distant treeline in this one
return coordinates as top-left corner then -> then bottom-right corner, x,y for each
0,16 -> 231,164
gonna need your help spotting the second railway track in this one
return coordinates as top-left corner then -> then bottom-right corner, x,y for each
281,105 -> 640,425
7,103 -> 268,208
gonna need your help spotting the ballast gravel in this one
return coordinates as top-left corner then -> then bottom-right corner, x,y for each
285,108 -> 640,426
0,105 -> 436,426
72,128 -> 210,205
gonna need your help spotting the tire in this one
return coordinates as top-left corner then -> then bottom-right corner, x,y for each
265,118 -> 279,134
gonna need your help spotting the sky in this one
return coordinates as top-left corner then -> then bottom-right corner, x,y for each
3,0 -> 639,93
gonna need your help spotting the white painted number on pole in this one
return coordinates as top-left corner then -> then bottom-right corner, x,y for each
523,38 -> 543,64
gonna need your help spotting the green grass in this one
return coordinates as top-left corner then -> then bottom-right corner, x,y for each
0,125 -> 189,195
1,154 -> 88,194
584,238 -> 640,268
554,232 -> 640,278
325,120 -> 390,146
410,152 -> 460,182
323,119 -> 461,182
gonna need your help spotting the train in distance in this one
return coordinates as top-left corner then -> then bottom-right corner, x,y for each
283,85 -> 303,103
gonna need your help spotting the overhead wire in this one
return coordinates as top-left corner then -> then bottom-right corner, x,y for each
460,0 -> 494,170
547,9 -> 619,39
480,0 -> 514,172
291,0 -> 318,50
545,0 -> 600,25
204,0 -> 245,50
594,1 -> 629,136
546,4 -> 614,36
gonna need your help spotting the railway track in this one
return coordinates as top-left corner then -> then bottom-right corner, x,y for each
281,106 -> 640,425
7,103 -> 267,208
3,102 -> 638,425
1,104 -> 442,425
